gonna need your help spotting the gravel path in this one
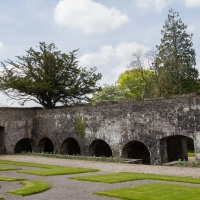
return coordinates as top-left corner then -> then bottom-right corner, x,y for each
0,155 -> 200,200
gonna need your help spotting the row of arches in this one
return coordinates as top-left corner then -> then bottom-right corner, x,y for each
14,135 -> 194,165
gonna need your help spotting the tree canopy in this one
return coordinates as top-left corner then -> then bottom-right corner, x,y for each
91,84 -> 125,104
153,8 -> 199,96
116,68 -> 154,100
0,42 -> 102,108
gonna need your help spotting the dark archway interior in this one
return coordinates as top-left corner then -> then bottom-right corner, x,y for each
187,137 -> 194,151
161,135 -> 188,163
38,137 -> 54,153
0,126 -> 6,154
61,138 -> 81,155
15,138 -> 32,153
89,139 -> 112,157
167,136 -> 187,162
122,141 -> 150,164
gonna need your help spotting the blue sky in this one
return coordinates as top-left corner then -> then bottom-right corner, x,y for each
0,0 -> 200,107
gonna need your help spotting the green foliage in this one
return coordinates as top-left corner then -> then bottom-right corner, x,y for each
7,180 -> 50,196
153,9 -> 199,96
91,84 -> 125,104
95,183 -> 200,200
71,172 -> 200,184
116,68 -> 155,100
76,114 -> 86,137
0,42 -> 102,108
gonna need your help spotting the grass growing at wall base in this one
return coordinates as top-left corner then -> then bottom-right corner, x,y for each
7,180 -> 50,196
71,172 -> 200,184
0,160 -> 98,176
95,183 -> 200,200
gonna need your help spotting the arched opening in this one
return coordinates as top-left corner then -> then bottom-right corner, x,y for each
15,138 -> 33,153
89,139 -> 112,157
187,137 -> 195,159
61,138 -> 81,155
38,137 -> 54,153
160,135 -> 188,163
0,126 -> 6,154
122,141 -> 150,164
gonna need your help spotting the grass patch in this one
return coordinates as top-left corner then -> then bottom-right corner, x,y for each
188,150 -> 195,157
71,172 -> 200,184
0,176 -> 26,181
0,160 -> 98,176
95,183 -> 200,200
0,196 -> 4,200
0,166 -> 21,171
7,180 -> 50,196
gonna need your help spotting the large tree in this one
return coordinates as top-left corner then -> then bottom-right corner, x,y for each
0,42 -> 102,108
153,9 -> 199,96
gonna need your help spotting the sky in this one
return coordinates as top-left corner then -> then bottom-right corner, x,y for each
0,0 -> 200,107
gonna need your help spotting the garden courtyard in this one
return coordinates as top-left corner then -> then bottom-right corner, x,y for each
0,155 -> 200,200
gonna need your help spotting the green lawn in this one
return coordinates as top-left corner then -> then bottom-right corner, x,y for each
0,176 -> 26,181
95,183 -> 200,200
7,180 -> 50,196
0,166 -> 21,171
0,160 -> 98,176
0,196 -> 4,199
71,172 -> 200,184
188,150 -> 195,157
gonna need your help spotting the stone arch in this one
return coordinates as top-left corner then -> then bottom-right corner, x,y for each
0,126 -> 6,154
122,141 -> 150,164
15,138 -> 33,153
89,139 -> 112,157
160,135 -> 188,163
38,137 -> 54,153
61,137 -> 81,155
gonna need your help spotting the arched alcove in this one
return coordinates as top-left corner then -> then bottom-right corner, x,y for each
38,137 -> 54,153
122,141 -> 150,164
61,138 -> 81,155
89,139 -> 112,157
160,135 -> 188,163
15,138 -> 33,153
0,126 -> 6,154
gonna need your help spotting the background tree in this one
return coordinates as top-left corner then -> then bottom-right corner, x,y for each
153,8 -> 199,96
0,42 -> 102,108
116,68 -> 154,100
91,84 -> 125,105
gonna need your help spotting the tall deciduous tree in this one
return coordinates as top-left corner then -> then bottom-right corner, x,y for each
0,42 -> 102,108
153,9 -> 199,96
116,68 -> 154,100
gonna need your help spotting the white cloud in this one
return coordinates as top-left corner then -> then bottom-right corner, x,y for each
79,42 -> 149,84
136,0 -> 175,12
185,0 -> 200,7
54,0 -> 129,34
187,24 -> 196,33
0,42 -> 4,50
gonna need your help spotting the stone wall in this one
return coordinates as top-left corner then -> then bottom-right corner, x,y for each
0,94 -> 200,165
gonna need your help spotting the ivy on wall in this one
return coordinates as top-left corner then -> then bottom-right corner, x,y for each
76,114 -> 86,137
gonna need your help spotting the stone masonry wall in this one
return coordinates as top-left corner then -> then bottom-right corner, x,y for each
0,94 -> 200,165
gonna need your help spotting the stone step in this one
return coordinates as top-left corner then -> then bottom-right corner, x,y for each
162,161 -> 178,166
